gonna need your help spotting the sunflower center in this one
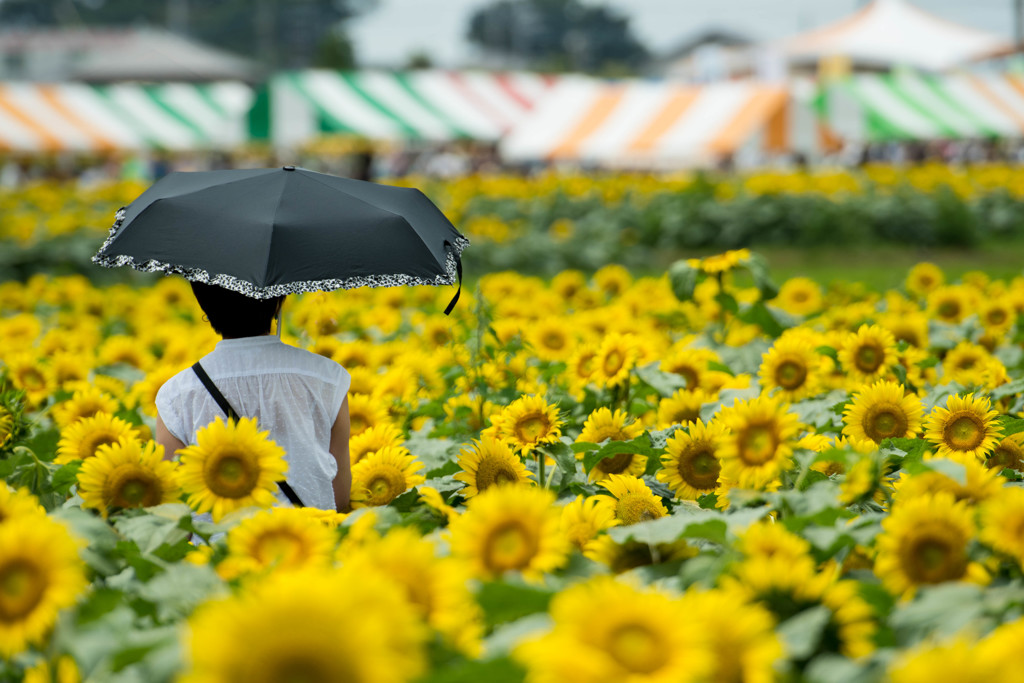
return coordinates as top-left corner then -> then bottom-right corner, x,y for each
903,535 -> 966,584
515,416 -> 549,444
18,368 -> 45,390
618,494 -> 665,526
737,425 -> 778,466
483,520 -> 537,572
939,301 -> 960,320
542,331 -> 566,350
205,450 -> 261,499
864,405 -> 908,443
854,345 -> 883,373
944,415 -> 984,451
669,405 -> 700,425
775,359 -> 807,390
988,442 -> 1024,471
254,531 -> 307,567
577,354 -> 596,378
349,414 -> 368,434
678,368 -> 699,389
110,468 -> 162,509
607,622 -> 668,674
475,457 -> 523,491
363,469 -> 408,506
679,448 -> 720,491
0,560 -> 45,622
988,309 -> 1007,326
268,655 -> 336,683
603,351 -> 625,377
81,432 -> 119,459
597,452 -> 636,475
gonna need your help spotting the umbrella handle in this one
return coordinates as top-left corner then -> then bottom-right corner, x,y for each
444,256 -> 462,316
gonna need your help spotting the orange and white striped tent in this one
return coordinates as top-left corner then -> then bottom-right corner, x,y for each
499,77 -> 790,168
0,81 -> 252,152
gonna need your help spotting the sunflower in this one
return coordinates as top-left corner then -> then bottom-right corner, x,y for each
46,351 -> 90,389
905,262 -> 945,298
0,515 -> 86,657
839,455 -> 885,506
660,347 -> 719,391
331,340 -> 376,369
942,341 -> 993,387
980,296 -> 1016,337
592,333 -> 639,389
738,520 -> 812,565
887,637 -> 1009,683
879,311 -> 929,349
97,335 -> 155,371
223,507 -> 335,576
559,495 -> 618,552
344,527 -> 483,657
758,334 -> 823,401
455,435 -> 532,498
696,249 -> 751,275
932,287 -> 978,327
350,446 -> 425,508
566,343 -> 600,395
717,395 -> 801,491
349,423 -> 405,466
599,474 -> 667,525
874,492 -> 987,597
0,406 -> 13,450
50,386 -> 119,430
986,432 -> 1024,471
346,394 -> 392,437
924,393 -> 1002,461
23,655 -> 80,683
843,380 -> 923,445
658,419 -> 726,500
593,263 -> 633,297
584,535 -> 696,573
725,557 -> 875,659
2,353 -> 53,407
678,587 -> 784,683
447,485 -> 567,582
493,395 -> 563,456
576,408 -> 645,481
526,317 -> 576,362
129,363 -> 182,417
55,413 -> 139,465
77,438 -> 179,518
773,276 -> 823,316
0,487 -> 44,524
513,576 -> 711,683
418,486 -> 458,522
655,388 -> 711,428
892,454 -> 1004,508
979,487 -> 1024,568
838,324 -> 898,386
182,566 -> 425,683
176,417 -> 288,522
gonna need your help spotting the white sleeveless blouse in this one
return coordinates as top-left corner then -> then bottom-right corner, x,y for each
155,336 -> 351,511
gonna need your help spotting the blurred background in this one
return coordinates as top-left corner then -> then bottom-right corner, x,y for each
4,0 -> 1024,287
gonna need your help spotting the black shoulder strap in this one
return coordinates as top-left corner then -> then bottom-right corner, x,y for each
191,362 -> 305,508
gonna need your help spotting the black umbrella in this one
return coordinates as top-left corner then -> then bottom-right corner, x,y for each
92,166 -> 469,313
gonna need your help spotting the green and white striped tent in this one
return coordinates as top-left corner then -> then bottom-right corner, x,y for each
250,70 -> 557,147
0,81 -> 253,152
813,72 -> 1024,142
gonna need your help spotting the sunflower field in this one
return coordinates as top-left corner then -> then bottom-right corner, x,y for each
8,164 -> 1024,281
5,241 -> 1024,682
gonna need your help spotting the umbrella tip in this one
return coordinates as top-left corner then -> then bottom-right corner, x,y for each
283,165 -> 296,171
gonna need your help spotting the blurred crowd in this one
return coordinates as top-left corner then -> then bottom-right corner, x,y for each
4,137 -> 1024,189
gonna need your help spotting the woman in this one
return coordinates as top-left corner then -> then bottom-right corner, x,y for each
155,282 -> 352,512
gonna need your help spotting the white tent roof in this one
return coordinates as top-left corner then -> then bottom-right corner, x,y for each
780,0 -> 1012,72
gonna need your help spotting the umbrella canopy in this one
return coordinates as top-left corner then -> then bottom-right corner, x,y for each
92,167 -> 468,309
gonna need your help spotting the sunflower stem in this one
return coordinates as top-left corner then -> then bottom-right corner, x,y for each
537,450 -> 546,489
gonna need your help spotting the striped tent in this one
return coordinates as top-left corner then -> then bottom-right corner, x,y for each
499,77 -> 790,168
252,70 -> 556,147
0,82 -> 253,152
814,72 -> 1024,142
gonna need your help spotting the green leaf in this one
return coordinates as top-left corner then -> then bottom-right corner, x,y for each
571,442 -> 601,454
482,614 -> 553,659
890,584 -> 986,643
745,252 -> 779,300
634,362 -> 689,395
992,378 -> 1024,401
739,301 -> 785,338
997,415 -> 1024,437
582,435 -> 657,474
477,581 -> 555,627
817,345 -> 839,362
113,505 -> 192,555
777,605 -> 831,660
608,505 -> 769,546
668,259 -> 699,301
136,563 -> 224,623
715,291 -> 739,315
546,441 -> 579,478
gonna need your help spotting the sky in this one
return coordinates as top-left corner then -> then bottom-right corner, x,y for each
348,0 -> 1017,67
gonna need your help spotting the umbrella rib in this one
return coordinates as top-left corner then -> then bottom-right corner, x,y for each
260,174 -> 293,288
297,172 -> 445,269
118,169 -> 280,226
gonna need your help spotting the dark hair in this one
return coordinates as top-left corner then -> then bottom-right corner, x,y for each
190,282 -> 284,338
